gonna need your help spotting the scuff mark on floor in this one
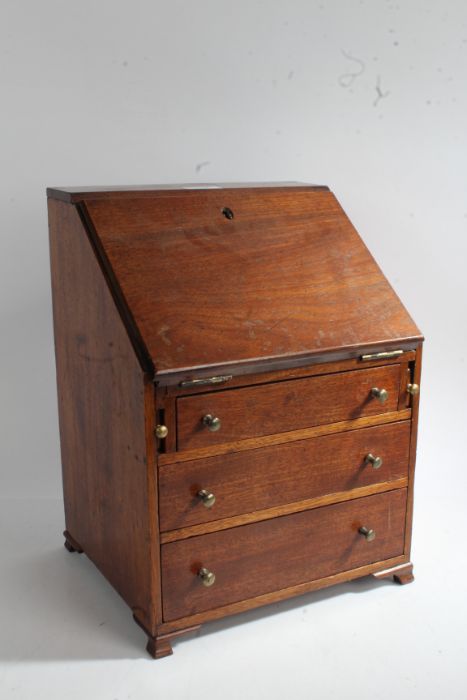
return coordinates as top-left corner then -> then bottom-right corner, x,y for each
195,161 -> 211,173
373,75 -> 390,106
338,50 -> 365,88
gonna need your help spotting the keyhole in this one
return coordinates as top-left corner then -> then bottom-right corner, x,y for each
222,207 -> 234,220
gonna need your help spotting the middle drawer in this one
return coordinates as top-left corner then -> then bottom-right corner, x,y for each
159,420 -> 410,532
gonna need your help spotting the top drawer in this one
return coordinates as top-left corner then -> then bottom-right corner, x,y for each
177,365 -> 402,450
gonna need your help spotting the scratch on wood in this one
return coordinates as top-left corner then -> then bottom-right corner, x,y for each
158,324 -> 172,346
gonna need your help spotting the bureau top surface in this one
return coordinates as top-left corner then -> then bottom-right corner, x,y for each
48,183 -> 422,376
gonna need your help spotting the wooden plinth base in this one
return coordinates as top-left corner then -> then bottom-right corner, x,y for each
147,626 -> 201,659
146,635 -> 174,659
132,613 -> 200,659
63,530 -> 83,553
373,562 -> 414,585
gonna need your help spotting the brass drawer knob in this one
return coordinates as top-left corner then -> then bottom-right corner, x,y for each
359,526 -> 376,541
198,567 -> 216,587
197,489 -> 216,508
407,383 -> 420,396
202,414 -> 221,432
371,387 -> 388,404
364,453 -> 383,469
155,424 -> 168,439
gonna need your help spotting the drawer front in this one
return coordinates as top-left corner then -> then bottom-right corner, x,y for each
177,365 -> 401,450
159,421 -> 410,531
161,489 -> 407,621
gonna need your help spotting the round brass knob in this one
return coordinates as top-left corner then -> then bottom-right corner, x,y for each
364,453 -> 383,469
359,526 -> 376,541
155,424 -> 168,439
202,414 -> 221,432
407,383 -> 420,396
198,567 -> 216,587
197,489 -> 216,508
371,387 -> 388,404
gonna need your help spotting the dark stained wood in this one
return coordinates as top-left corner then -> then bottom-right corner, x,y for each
394,563 -> 415,584
159,409 -> 412,465
63,530 -> 83,553
147,635 -> 173,659
144,377 -> 164,630
157,341 -> 419,387
148,627 -> 201,659
165,350 -> 417,397
156,390 -> 177,454
160,479 -> 408,544
161,489 -> 407,621
132,613 -> 200,659
404,346 -> 423,556
159,421 -> 410,531
47,182 -> 327,203
48,199 -> 158,634
177,365 -> 402,450
398,362 -> 411,409
48,183 -> 423,658
76,187 -> 421,378
373,562 -> 414,584
158,553 -> 409,634
76,204 -> 154,374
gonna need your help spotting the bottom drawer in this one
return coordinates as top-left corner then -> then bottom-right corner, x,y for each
161,489 -> 407,621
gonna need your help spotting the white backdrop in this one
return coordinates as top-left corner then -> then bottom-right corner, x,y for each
1,1 -> 467,698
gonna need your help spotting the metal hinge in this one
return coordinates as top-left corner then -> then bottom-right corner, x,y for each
179,375 -> 233,388
360,350 -> 404,362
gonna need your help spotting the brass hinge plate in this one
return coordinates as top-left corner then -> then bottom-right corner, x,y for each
179,375 -> 233,388
360,350 -> 404,362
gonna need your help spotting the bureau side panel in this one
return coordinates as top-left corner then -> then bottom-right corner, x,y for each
48,199 -> 158,632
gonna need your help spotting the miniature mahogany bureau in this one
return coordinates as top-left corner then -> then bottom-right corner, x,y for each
47,182 -> 423,658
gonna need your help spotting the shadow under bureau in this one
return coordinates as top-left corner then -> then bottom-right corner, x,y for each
47,182 -> 423,658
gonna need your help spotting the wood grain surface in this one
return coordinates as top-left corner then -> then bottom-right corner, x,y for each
165,351 -> 416,396
159,420 -> 410,531
159,479 -> 408,543
176,364 -> 402,450
48,199 -> 159,633
47,181 -> 326,203
47,184 -> 423,657
158,553 -> 409,634
159,409 -> 412,465
161,489 -> 407,620
78,187 -> 421,377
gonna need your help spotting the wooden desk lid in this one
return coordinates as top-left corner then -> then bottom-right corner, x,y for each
48,183 -> 422,378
